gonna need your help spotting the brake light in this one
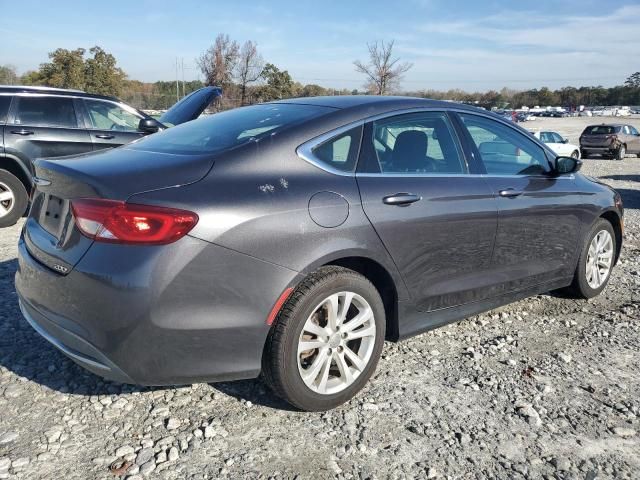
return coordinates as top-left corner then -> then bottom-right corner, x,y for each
71,198 -> 198,245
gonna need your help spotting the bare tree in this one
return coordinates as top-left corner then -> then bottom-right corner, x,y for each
235,41 -> 264,105
354,40 -> 412,95
197,34 -> 239,88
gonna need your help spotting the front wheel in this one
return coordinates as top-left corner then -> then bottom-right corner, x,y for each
262,266 -> 385,411
564,219 -> 616,299
616,144 -> 626,160
0,169 -> 29,228
571,150 -> 580,159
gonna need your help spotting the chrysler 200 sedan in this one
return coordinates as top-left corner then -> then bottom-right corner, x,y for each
15,96 -> 623,411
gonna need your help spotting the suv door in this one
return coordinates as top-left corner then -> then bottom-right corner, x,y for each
5,94 -> 92,166
80,98 -> 146,150
456,112 -> 582,292
356,111 -> 498,314
628,125 -> 640,153
0,95 -> 11,154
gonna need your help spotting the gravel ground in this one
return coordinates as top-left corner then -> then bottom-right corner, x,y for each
1,117 -> 639,480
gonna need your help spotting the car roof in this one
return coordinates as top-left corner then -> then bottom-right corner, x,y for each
0,85 -> 121,102
271,95 -> 477,112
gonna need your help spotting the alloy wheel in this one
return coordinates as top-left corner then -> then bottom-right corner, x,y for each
297,291 -> 376,395
0,182 -> 16,219
585,230 -> 613,289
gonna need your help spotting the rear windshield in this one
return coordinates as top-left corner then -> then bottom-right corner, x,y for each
583,125 -> 621,135
129,103 -> 333,155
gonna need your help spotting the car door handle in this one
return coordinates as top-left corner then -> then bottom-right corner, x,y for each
10,129 -> 34,136
498,188 -> 523,198
383,193 -> 422,206
95,134 -> 115,139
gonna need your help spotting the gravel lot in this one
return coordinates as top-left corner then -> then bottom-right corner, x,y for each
1,117 -> 639,480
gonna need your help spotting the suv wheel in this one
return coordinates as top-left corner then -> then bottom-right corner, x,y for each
262,266 -> 385,411
616,144 -> 626,160
580,149 -> 588,159
0,169 -> 28,228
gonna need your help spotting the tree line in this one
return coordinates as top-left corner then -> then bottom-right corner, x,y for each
1,38 -> 639,111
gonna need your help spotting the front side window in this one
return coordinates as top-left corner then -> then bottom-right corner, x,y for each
14,96 -> 77,128
84,99 -> 142,132
369,112 -> 466,174
0,96 -> 11,124
551,132 -> 565,143
629,126 -> 639,135
311,126 -> 362,173
459,113 -> 549,175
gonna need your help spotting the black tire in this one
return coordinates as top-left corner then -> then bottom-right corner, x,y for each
262,266 -> 385,411
0,169 -> 29,228
580,149 -> 589,159
616,144 -> 626,160
564,218 -> 616,299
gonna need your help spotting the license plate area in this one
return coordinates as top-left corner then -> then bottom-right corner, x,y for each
39,194 -> 70,238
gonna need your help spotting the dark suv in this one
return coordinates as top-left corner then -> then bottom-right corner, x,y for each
579,123 -> 640,160
0,85 -> 220,227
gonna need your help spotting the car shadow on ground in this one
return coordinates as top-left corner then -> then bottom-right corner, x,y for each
616,188 -> 640,210
601,174 -> 640,183
0,257 -> 290,408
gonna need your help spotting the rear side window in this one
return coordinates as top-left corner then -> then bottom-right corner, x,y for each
368,111 -> 466,174
129,103 -> 333,155
14,96 -> 78,128
0,96 -> 11,124
460,113 -> 548,176
311,126 -> 362,173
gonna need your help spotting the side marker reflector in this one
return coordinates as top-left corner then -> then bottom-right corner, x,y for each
266,287 -> 294,325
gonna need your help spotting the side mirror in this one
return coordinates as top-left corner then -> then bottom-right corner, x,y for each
561,138 -> 568,144
553,156 -> 582,175
138,118 -> 162,134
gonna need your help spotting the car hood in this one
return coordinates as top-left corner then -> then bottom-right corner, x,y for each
159,86 -> 222,126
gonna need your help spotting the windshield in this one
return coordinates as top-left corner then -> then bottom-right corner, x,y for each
129,103 -> 333,155
583,125 -> 620,135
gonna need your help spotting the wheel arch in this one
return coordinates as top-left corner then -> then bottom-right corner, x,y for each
0,155 -> 32,190
600,209 -> 622,265
321,256 -> 401,342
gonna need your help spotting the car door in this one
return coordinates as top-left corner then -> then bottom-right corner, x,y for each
456,112 -> 582,293
623,125 -> 640,153
4,94 -> 92,167
356,110 -> 498,312
80,98 -> 146,150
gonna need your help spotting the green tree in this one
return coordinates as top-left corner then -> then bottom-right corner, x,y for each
19,70 -> 44,85
36,46 -> 126,96
624,72 -> 640,88
258,63 -> 294,101
84,46 -> 127,96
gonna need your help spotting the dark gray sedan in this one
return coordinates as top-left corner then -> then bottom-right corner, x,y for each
15,96 -> 623,411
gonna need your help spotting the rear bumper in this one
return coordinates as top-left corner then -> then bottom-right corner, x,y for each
15,235 -> 301,386
581,146 -> 615,152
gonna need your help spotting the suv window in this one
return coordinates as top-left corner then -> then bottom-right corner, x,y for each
540,132 -> 554,143
369,112 -> 466,174
460,113 -> 549,175
311,126 -> 362,173
629,126 -> 639,135
0,96 -> 11,124
84,99 -> 142,132
622,126 -> 631,135
551,132 -> 564,143
14,96 -> 78,128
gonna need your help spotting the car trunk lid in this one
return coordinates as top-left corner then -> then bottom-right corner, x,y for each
23,147 -> 213,273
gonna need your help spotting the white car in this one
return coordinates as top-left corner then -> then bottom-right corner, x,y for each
531,131 -> 581,158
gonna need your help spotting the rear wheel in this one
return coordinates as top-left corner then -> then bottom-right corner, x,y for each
262,266 -> 385,411
564,218 -> 616,299
0,169 -> 28,228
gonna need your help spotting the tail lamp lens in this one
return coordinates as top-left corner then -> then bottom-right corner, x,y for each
71,198 -> 198,245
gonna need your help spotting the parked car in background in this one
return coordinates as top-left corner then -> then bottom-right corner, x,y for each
0,85 -> 221,227
16,96 -> 623,411
580,124 -> 640,160
532,131 -> 580,158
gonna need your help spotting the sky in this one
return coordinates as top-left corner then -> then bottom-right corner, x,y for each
1,0 -> 639,92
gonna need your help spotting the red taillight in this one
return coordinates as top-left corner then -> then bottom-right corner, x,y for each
71,198 -> 198,245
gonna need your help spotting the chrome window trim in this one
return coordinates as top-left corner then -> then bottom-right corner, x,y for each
297,106 -> 560,178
